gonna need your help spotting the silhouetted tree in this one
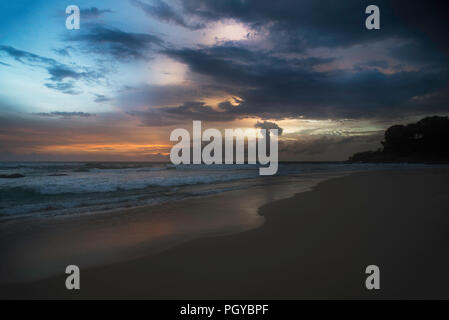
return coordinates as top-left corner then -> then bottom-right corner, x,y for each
349,116 -> 449,162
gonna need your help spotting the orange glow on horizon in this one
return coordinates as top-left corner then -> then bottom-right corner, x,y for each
37,143 -> 172,156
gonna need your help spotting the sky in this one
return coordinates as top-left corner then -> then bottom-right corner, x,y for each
0,0 -> 448,161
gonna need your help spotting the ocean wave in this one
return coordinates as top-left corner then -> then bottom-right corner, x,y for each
0,186 -> 42,201
81,162 -> 166,170
0,170 -> 258,196
0,173 -> 25,179
2,162 -> 446,218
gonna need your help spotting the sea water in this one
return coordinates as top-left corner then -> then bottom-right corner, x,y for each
0,161 -> 445,219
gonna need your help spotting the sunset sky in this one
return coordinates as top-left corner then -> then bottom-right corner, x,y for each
1,0 -> 448,161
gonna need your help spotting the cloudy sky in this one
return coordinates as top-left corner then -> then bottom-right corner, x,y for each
1,0 -> 448,161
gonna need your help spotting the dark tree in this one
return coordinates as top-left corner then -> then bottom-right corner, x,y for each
349,116 -> 449,162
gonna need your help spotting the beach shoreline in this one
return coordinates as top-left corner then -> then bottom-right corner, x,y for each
0,171 -> 339,286
1,168 -> 449,299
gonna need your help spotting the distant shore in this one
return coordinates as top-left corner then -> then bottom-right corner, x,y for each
2,168 -> 449,299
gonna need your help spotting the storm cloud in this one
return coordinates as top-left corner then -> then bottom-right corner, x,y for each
255,121 -> 283,135
1,0 -> 448,161
0,45 -> 104,94
66,24 -> 164,60
130,101 -> 237,126
131,0 -> 204,30
157,43 -> 449,120
125,0 -> 446,121
80,7 -> 114,19
35,111 -> 94,118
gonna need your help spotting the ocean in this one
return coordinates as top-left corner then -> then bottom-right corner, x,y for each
0,161 -> 444,219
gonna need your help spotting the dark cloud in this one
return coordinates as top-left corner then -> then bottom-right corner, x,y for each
182,0 -> 377,50
44,82 -> 81,95
154,1 -> 448,122
0,45 -> 103,94
80,7 -> 114,19
46,65 -> 100,83
355,60 -> 390,70
254,121 -> 283,135
0,45 -> 55,66
35,112 -> 94,118
389,41 -> 449,67
53,47 -> 72,57
130,101 -> 237,126
131,0 -> 204,30
77,1 -> 449,122
117,83 -> 225,109
181,0 -> 449,52
164,45 -> 333,88
93,94 -> 111,103
46,65 -> 82,81
66,24 -> 164,60
163,44 -> 449,120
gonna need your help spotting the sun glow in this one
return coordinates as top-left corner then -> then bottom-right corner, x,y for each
38,143 -> 172,156
202,20 -> 254,44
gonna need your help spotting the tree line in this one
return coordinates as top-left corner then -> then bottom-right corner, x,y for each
348,116 -> 449,163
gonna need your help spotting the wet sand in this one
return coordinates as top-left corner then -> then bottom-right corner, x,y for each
1,168 -> 449,299
0,173 -> 333,285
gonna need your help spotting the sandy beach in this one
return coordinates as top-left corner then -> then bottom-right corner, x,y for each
1,168 -> 449,299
